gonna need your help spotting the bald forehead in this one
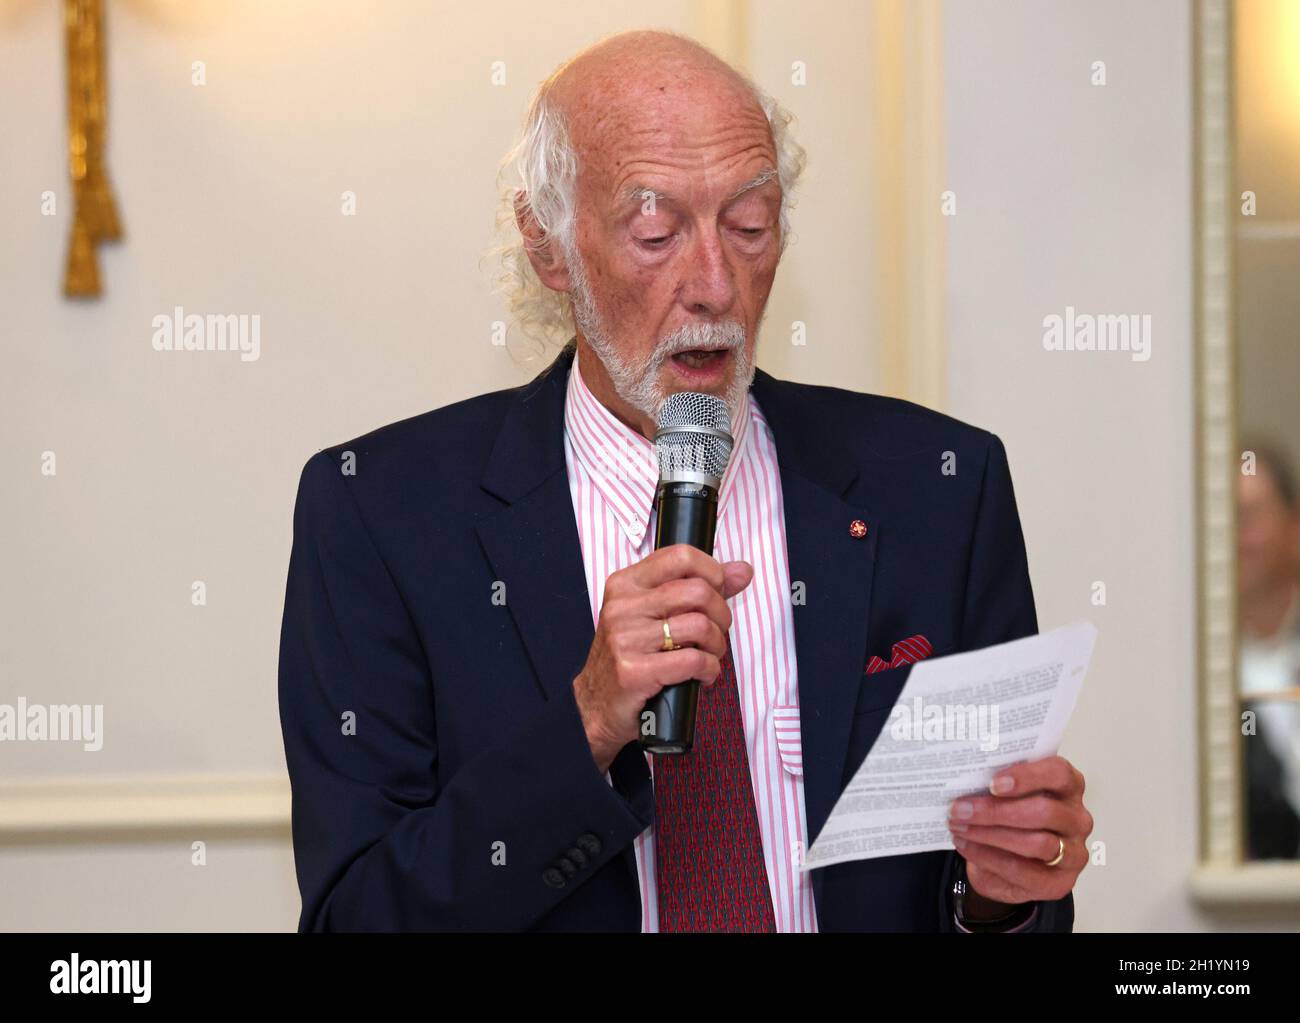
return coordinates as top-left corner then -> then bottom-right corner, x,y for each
549,31 -> 751,110
548,34 -> 775,200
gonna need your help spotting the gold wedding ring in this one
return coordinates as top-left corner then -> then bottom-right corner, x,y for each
661,619 -> 679,652
1044,836 -> 1065,867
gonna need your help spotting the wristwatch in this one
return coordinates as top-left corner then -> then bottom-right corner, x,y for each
951,856 -> 1036,932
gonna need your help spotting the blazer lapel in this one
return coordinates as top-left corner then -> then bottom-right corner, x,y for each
749,367 -> 880,916
474,340 -> 651,887
476,340 -> 594,706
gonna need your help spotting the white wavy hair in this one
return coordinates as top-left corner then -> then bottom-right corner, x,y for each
490,40 -> 807,360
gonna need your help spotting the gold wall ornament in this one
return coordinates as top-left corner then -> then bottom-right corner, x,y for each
63,0 -> 122,298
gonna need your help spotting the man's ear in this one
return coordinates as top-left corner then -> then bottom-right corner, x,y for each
514,190 -> 572,292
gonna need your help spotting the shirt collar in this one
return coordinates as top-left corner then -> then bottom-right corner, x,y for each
564,354 -> 754,548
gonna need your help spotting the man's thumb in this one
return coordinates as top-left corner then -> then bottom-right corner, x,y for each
721,560 -> 755,598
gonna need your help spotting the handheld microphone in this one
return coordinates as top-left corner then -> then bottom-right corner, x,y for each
639,390 -> 735,755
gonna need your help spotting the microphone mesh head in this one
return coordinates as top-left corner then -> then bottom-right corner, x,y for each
655,391 -> 733,486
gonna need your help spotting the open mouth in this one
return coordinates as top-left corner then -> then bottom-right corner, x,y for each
671,348 -> 730,370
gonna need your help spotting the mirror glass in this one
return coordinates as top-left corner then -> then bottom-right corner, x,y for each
1233,0 -> 1300,861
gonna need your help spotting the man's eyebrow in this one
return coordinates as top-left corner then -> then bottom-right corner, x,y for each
619,184 -> 668,206
617,167 -> 780,209
726,167 -> 779,201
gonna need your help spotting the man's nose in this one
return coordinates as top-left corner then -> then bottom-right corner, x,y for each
679,228 -> 737,316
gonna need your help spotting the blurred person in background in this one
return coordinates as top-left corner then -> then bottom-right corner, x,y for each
1238,440 -> 1300,858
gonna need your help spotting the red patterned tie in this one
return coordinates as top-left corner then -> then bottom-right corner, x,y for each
654,636 -> 777,931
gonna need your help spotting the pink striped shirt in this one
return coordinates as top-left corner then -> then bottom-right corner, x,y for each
562,355 -> 818,932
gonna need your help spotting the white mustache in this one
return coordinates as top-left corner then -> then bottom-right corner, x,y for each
654,323 -> 746,363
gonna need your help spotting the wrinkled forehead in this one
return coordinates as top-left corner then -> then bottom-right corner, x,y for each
558,68 -> 777,204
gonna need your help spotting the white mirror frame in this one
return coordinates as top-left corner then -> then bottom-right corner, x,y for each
1190,0 -> 1300,904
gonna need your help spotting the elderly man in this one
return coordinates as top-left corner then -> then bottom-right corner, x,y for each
278,29 -> 1092,932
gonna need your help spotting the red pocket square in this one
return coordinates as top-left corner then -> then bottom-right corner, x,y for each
865,634 -> 933,674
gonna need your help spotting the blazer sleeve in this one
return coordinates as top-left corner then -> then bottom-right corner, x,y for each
938,433 -> 1075,933
277,451 -> 652,931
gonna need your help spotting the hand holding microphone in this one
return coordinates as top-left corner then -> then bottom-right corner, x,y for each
572,546 -> 753,774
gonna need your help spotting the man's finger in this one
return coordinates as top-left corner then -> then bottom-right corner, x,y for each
948,823 -> 1065,863
949,793 -> 1077,833
987,755 -> 1084,799
631,543 -> 726,593
720,560 -> 754,599
647,575 -> 733,623
961,857 -> 1040,909
963,859 -> 1036,906
954,836 -> 1077,901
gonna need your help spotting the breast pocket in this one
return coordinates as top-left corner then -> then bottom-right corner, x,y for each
844,663 -> 914,781
772,705 -> 803,777
854,662 -> 914,715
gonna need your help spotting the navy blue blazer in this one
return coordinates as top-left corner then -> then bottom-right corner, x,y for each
278,339 -> 1074,932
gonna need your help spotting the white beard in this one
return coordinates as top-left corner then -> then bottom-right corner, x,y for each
567,247 -> 755,428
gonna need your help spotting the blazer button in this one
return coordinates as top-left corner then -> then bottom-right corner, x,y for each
566,846 -> 588,869
556,857 -> 578,878
576,833 -> 602,856
542,867 -> 566,889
